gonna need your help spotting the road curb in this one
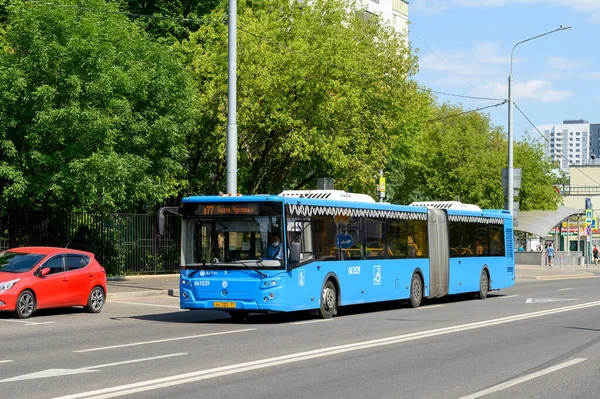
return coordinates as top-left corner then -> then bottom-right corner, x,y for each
516,274 -> 596,281
107,289 -> 180,299
106,275 -> 179,281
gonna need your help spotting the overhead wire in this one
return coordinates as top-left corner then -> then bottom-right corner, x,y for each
514,103 -> 600,188
427,101 -> 507,123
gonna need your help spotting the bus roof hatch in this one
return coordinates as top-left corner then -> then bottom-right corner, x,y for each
279,190 -> 376,203
409,201 -> 482,212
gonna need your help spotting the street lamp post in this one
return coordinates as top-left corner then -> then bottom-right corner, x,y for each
226,0 -> 238,195
507,26 -> 571,217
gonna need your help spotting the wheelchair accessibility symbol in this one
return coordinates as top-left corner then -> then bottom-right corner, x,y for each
373,265 -> 381,285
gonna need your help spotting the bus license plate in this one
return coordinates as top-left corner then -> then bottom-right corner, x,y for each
214,301 -> 237,308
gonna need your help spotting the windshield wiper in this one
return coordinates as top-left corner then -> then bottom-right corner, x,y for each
237,261 -> 267,277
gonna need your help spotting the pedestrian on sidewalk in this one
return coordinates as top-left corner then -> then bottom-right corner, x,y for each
593,245 -> 599,265
546,242 -> 555,267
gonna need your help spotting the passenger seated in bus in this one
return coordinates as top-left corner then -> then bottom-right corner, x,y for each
266,234 -> 283,260
475,242 -> 484,255
408,235 -> 419,258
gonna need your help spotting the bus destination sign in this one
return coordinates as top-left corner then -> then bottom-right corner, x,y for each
198,203 -> 259,216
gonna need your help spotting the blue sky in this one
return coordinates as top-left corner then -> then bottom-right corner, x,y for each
408,0 -> 599,141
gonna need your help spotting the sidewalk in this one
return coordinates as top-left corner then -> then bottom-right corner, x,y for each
515,263 -> 600,280
105,264 -> 600,299
106,274 -> 180,299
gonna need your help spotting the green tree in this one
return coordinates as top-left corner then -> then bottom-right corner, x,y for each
389,103 -> 561,211
123,0 -> 223,42
391,103 -> 506,208
181,0 -> 431,195
514,132 -> 562,210
0,0 -> 196,212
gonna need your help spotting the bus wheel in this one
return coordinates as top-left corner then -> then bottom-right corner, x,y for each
409,274 -> 422,308
318,280 -> 337,319
227,310 -> 249,322
477,271 -> 489,299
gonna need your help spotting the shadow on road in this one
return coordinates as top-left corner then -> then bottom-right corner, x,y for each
113,293 -> 516,325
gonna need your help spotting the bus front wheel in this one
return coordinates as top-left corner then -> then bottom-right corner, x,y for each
318,280 -> 338,319
477,271 -> 489,299
409,274 -> 422,308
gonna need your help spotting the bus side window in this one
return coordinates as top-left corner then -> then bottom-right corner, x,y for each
340,217 -> 363,260
287,218 -> 314,264
313,216 -> 338,261
365,218 -> 386,259
387,219 -> 407,259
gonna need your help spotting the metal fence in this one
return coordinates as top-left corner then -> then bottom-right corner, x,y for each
0,211 -> 181,275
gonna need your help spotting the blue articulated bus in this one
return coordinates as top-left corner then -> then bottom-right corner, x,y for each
175,190 -> 515,320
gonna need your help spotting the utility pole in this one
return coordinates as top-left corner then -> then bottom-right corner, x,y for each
226,0 -> 238,195
506,26 -> 570,217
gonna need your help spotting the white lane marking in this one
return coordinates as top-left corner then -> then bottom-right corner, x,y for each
85,353 -> 187,370
110,301 -> 180,309
74,329 -> 256,353
458,358 -> 587,399
526,298 -> 577,304
0,319 -> 55,325
496,295 -> 519,299
54,300 -> 600,399
290,319 -> 332,325
0,360 -> 13,364
558,288 -> 574,291
0,354 -> 187,383
419,304 -> 445,309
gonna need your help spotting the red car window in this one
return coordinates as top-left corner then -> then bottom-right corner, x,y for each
65,255 -> 90,271
43,256 -> 64,274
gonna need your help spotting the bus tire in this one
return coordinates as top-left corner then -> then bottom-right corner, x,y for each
318,280 -> 337,319
409,273 -> 422,308
477,271 -> 489,299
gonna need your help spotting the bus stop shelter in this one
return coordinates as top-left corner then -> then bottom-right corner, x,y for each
516,206 -> 585,251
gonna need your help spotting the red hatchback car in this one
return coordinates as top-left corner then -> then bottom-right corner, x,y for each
0,247 -> 107,319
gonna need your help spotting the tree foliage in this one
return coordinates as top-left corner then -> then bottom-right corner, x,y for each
123,0 -> 223,42
514,132 -> 563,210
181,0 -> 432,195
0,0 -> 196,212
389,103 -> 561,211
0,0 -> 562,214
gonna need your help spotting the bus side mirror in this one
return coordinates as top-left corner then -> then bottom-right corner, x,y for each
290,242 -> 301,264
157,206 -> 180,236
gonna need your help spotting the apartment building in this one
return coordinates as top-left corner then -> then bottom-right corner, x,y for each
537,120 -> 590,171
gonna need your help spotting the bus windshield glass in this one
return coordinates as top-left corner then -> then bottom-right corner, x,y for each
181,201 -> 285,269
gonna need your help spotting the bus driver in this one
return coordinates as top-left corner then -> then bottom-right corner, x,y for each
266,234 -> 283,260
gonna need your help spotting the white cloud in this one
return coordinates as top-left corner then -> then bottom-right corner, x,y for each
540,70 -> 576,80
471,80 -> 573,102
584,71 -> 600,80
546,57 -> 588,70
419,42 -> 507,73
414,0 -> 600,18
412,0 -> 451,14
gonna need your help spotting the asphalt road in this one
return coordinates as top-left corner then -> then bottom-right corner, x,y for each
2,278 -> 600,399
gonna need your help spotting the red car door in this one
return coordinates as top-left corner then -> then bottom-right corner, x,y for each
34,255 -> 70,308
64,255 -> 94,304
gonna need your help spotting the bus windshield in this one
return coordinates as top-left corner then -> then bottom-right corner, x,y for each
182,212 -> 285,269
